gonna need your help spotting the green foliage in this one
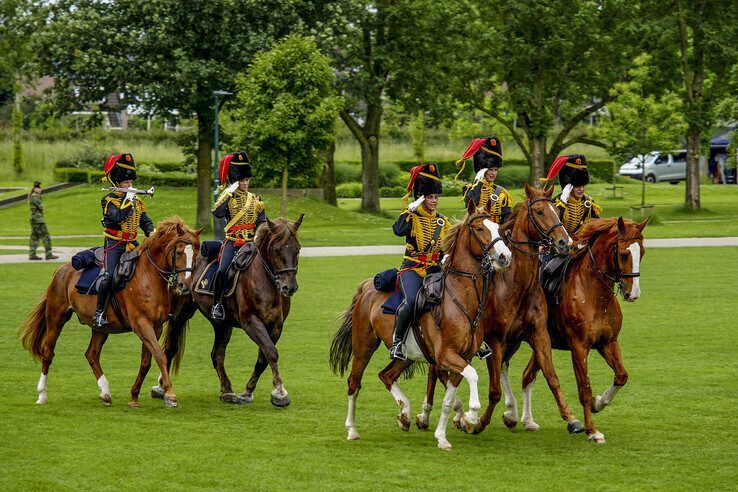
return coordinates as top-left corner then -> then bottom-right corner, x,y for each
335,182 -> 363,198
54,143 -> 112,169
52,167 -> 194,187
335,161 -> 404,188
379,185 -> 406,198
53,167 -> 89,183
12,138 -> 23,176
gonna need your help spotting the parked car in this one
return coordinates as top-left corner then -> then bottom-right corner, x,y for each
618,150 -> 687,184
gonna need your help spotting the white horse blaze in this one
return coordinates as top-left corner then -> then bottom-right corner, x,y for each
183,245 -> 194,279
482,219 -> 512,259
626,242 -> 641,299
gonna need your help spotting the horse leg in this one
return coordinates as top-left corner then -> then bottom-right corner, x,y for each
500,360 -> 519,429
529,328 -> 583,433
473,341 -> 503,434
379,359 -> 415,432
570,341 -> 603,443
84,330 -> 111,406
593,339 -> 628,413
520,354 -> 541,431
241,316 -> 289,408
344,334 -> 380,441
36,309 -> 70,405
434,372 -> 462,450
438,351 -> 482,435
242,327 -> 283,404
134,318 -> 178,408
210,324 -> 239,403
432,370 -> 465,430
129,342 -> 153,408
416,365 -> 438,430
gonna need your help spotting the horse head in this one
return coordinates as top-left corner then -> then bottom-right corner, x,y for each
145,217 -> 202,295
457,198 -> 513,272
523,182 -> 571,255
257,214 -> 303,297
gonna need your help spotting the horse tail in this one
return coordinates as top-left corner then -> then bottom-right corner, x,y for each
329,281 -> 366,377
162,318 -> 188,376
18,292 -> 48,361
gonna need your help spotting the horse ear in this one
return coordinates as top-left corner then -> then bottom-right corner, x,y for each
617,216 -> 627,234
636,215 -> 650,232
524,181 -> 532,198
266,217 -> 275,230
294,213 -> 305,229
466,197 -> 477,216
176,222 -> 184,236
543,184 -> 553,198
194,227 -> 204,237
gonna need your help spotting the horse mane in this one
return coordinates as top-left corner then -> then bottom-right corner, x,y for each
441,220 -> 462,255
255,218 -> 299,248
576,218 -> 642,246
139,216 -> 190,250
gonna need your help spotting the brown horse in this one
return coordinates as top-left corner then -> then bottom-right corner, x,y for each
329,199 -> 513,450
18,217 -> 201,408
157,215 -> 303,407
418,183 -> 586,434
516,217 -> 648,443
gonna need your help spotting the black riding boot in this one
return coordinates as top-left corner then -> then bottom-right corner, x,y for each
389,302 -> 413,361
93,273 -> 111,328
211,271 -> 226,320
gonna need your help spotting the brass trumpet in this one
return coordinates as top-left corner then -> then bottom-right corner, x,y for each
101,186 -> 155,197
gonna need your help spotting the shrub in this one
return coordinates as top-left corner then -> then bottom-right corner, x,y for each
379,185 -> 406,197
149,162 -> 186,173
378,161 -> 403,187
54,167 -> 90,182
336,182 -> 363,198
55,143 -> 112,169
334,162 -> 362,184
139,172 -> 197,187
495,166 -> 531,189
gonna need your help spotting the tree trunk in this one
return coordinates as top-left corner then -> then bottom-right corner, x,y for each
281,158 -> 289,218
529,137 -> 547,183
321,140 -> 337,206
411,110 -> 425,162
12,91 -> 23,177
685,126 -> 701,209
340,104 -> 382,213
195,111 -> 214,231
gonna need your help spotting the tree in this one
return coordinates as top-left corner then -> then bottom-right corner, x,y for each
597,54 -> 686,208
32,0 -> 328,229
233,35 -> 342,217
433,0 -> 644,181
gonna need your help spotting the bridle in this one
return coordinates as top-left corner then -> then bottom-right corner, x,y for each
257,235 -> 299,292
465,212 -> 505,274
586,236 -> 641,297
145,239 -> 196,287
505,196 -> 565,256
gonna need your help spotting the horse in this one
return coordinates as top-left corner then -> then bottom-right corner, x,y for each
17,217 -> 201,408
417,183 -> 587,435
158,215 -> 304,407
329,199 -> 513,450
515,217 -> 648,443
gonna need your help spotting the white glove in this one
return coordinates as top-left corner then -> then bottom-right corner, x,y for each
225,181 -> 239,195
560,184 -> 573,203
125,191 -> 136,201
408,195 -> 425,212
475,168 -> 488,181
441,255 -> 449,265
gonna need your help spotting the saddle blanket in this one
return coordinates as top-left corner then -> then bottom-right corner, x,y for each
75,264 -> 103,295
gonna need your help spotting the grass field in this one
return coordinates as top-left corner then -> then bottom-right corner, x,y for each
1,248 -> 737,489
0,182 -> 736,249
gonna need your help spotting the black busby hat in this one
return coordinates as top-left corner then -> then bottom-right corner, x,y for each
219,152 -> 252,184
103,153 -> 137,185
472,137 -> 503,173
403,163 -> 443,205
557,154 -> 589,187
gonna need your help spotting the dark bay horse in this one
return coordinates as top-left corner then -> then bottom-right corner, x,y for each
517,217 -> 648,443
329,200 -> 513,450
18,217 -> 201,408
418,183 -> 585,434
158,215 -> 303,407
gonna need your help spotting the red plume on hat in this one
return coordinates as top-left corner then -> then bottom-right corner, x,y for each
218,154 -> 236,185
104,154 -> 123,176
541,155 -> 570,187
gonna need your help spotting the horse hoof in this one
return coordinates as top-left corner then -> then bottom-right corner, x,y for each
396,414 -> 411,432
150,386 -> 165,399
502,412 -> 518,429
437,440 -> 453,451
523,420 -> 540,432
588,432 -> 606,444
347,430 -> 360,441
591,395 -> 604,413
458,415 -> 476,434
164,396 -> 178,408
36,397 -> 47,405
416,415 -> 429,431
127,400 -> 140,409
238,392 -> 254,404
99,394 -> 112,406
220,393 -> 242,404
270,392 -> 291,408
567,419 -> 585,434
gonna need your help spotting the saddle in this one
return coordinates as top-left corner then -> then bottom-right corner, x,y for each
195,241 -> 257,296
540,254 -> 572,305
378,270 -> 444,316
72,247 -> 140,295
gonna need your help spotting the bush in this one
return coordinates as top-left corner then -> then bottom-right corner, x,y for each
88,171 -> 105,184
334,162 -> 362,184
55,143 -> 112,169
495,166 -> 531,189
379,161 -> 403,187
139,172 -> 197,187
54,167 -> 90,182
149,162 -> 185,173
379,185 -> 406,197
336,182 -> 363,198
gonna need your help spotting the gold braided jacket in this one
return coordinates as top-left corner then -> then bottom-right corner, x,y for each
464,180 -> 513,222
555,194 -> 603,236
225,189 -> 264,243
103,194 -> 147,235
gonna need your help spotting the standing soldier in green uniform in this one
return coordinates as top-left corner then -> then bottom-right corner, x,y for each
28,181 -> 58,261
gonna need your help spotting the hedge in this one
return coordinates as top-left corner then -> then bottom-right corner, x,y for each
54,168 -> 196,187
53,167 -> 90,183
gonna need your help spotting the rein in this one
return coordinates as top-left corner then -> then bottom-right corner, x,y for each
256,235 -> 298,292
585,237 -> 640,297
145,240 -> 194,287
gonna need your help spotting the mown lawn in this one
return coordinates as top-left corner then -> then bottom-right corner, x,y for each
1,248 -> 736,489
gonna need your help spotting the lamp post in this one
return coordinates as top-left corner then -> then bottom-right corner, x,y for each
212,90 -> 233,240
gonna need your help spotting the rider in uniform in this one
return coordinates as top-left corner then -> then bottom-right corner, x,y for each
211,152 -> 266,320
544,154 -> 602,236
390,163 -> 447,360
459,136 -> 514,224
94,154 -> 155,328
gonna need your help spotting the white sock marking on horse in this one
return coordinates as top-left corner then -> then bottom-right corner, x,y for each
346,391 -> 359,440
97,375 -> 110,396
183,245 -> 194,279
595,384 -> 621,411
418,396 -> 433,425
500,364 -> 518,423
483,219 -> 512,260
627,242 -> 641,299
461,365 -> 481,425
390,382 -> 411,420
36,373 -> 47,404
434,383 -> 458,449
522,381 -> 539,430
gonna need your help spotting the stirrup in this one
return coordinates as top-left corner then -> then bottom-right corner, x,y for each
389,342 -> 407,361
476,342 -> 492,360
93,310 -> 108,328
212,302 -> 225,320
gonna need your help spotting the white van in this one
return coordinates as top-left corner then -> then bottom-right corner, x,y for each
618,150 -> 688,184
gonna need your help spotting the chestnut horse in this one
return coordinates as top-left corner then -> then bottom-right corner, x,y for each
418,183 -> 586,434
516,217 -> 648,443
158,215 -> 303,407
18,217 -> 201,408
330,200 -> 513,450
